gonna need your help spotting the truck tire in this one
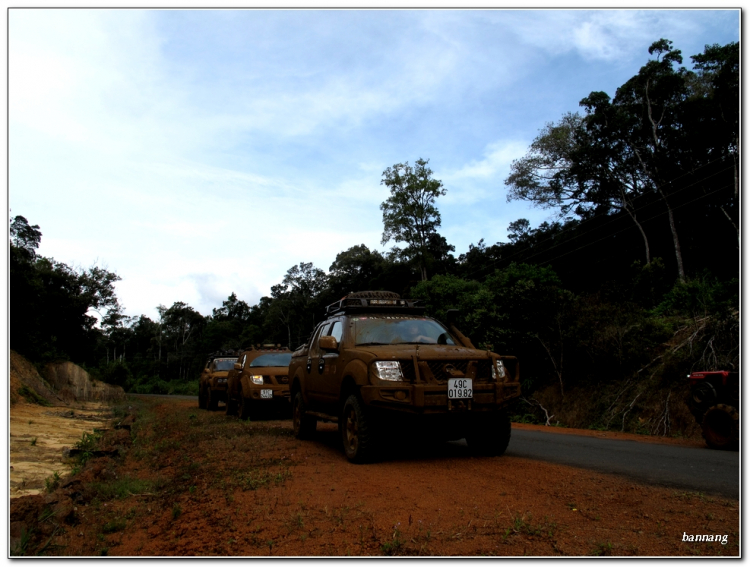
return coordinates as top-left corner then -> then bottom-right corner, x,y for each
198,386 -> 207,409
702,404 -> 739,450
238,389 -> 252,421
292,391 -> 317,439
465,411 -> 512,456
207,388 -> 218,411
225,393 -> 238,417
340,394 -> 377,463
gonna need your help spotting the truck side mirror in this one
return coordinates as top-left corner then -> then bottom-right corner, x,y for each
234,363 -> 242,370
446,309 -> 459,326
319,335 -> 338,351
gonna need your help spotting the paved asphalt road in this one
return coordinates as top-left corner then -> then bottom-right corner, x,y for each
130,394 -> 739,499
504,429 -> 739,499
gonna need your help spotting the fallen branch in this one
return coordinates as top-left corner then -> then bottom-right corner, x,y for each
652,391 -> 672,437
521,397 -> 555,426
621,391 -> 641,432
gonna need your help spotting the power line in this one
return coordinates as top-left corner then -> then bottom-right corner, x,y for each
463,158 -> 735,279
535,183 -> 735,268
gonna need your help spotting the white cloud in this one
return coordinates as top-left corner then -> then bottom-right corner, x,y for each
440,140 -> 528,206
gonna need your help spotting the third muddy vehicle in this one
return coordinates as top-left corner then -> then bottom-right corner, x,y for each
289,291 -> 522,463
225,345 -> 292,420
687,370 -> 739,450
198,351 -> 238,411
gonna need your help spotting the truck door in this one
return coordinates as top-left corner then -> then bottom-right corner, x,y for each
306,323 -> 327,401
317,319 -> 343,404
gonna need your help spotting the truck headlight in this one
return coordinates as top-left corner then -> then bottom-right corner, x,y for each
251,375 -> 264,385
373,361 -> 404,382
492,359 -> 507,381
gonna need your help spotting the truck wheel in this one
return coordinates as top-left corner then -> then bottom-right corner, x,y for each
198,386 -> 206,409
340,394 -> 377,463
702,404 -> 739,450
225,394 -> 238,417
207,389 -> 218,411
239,389 -> 252,421
292,391 -> 317,439
465,411 -> 511,456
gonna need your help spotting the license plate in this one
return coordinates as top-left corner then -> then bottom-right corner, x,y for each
447,378 -> 472,399
260,389 -> 273,399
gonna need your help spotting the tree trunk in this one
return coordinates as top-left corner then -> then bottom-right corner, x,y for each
623,203 -> 651,265
659,187 -> 686,282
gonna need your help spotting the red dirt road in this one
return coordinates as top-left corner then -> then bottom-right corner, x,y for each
15,399 -> 739,557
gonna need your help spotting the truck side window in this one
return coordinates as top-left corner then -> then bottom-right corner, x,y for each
329,321 -> 343,344
310,323 -> 328,357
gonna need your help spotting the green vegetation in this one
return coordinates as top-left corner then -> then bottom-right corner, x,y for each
102,519 -> 127,534
19,386 -> 51,407
44,472 -> 61,493
10,39 -> 737,435
380,524 -> 405,556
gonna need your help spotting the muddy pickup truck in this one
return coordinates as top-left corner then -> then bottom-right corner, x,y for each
225,345 -> 292,420
289,291 -> 522,463
198,352 -> 238,411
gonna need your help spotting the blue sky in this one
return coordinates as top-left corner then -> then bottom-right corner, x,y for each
9,8 -> 740,319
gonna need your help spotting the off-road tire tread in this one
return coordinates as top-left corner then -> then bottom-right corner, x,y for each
293,391 -> 317,439
225,394 -> 237,417
465,410 -> 511,456
701,403 -> 739,450
239,388 -> 251,420
341,394 -> 377,464
207,388 -> 218,411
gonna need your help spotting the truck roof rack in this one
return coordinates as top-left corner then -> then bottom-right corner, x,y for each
207,349 -> 239,360
324,293 -> 425,316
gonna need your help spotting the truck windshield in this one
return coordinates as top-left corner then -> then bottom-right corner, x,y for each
249,353 -> 292,367
353,316 -> 456,346
213,358 -> 237,371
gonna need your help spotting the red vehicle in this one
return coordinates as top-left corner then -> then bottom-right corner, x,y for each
687,370 -> 739,450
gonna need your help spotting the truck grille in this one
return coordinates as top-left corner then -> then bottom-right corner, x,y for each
262,375 -> 289,385
398,359 -> 493,383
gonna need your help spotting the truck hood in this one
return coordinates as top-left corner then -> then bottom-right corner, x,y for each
351,343 -> 492,360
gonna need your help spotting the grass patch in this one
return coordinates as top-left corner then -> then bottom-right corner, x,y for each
380,525 -> 405,556
90,477 -> 155,501
503,513 -> 557,541
102,519 -> 127,534
19,386 -> 51,406
44,472 -> 61,493
239,468 -> 292,491
591,541 -> 614,556
10,528 -> 33,556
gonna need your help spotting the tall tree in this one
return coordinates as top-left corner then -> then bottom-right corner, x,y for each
506,111 -> 653,264
380,158 -> 447,281
613,39 -> 690,280
688,42 -> 739,245
270,262 -> 328,347
328,244 -> 388,297
10,215 -> 42,261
